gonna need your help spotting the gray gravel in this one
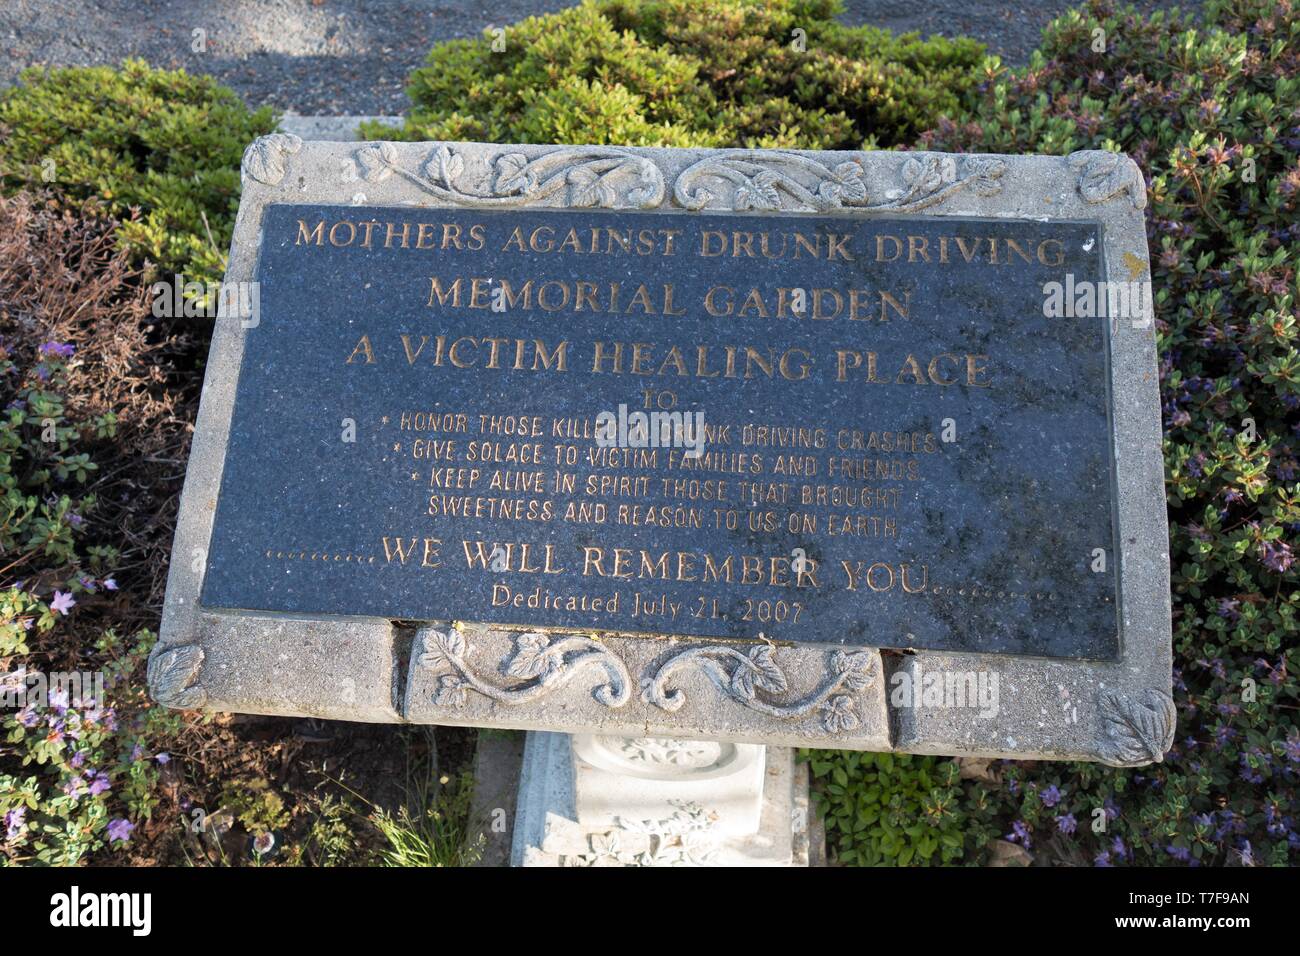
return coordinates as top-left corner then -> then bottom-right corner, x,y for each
2,0 -> 1202,115
841,1 -> 1198,68
0,0 -> 579,113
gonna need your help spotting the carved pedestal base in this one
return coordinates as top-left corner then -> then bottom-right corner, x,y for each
510,732 -> 809,866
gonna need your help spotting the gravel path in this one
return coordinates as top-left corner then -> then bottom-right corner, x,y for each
2,0 -> 1201,115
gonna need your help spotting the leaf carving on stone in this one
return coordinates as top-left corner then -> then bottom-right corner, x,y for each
241,133 -> 302,186
965,156 -> 1007,197
674,149 -> 1002,212
353,144 -> 664,208
832,649 -> 875,691
627,158 -> 663,207
147,643 -> 207,710
642,643 -> 876,734
356,140 -> 398,182
734,170 -> 783,211
817,161 -> 868,203
1068,150 -> 1147,209
504,631 -> 560,679
426,144 -> 466,188
567,165 -> 617,208
493,152 -> 536,195
1098,688 -> 1176,767
417,628 -> 465,672
820,694 -> 859,733
729,645 -> 788,700
900,154 -> 957,200
434,674 -> 468,708
675,150 -> 869,212
881,154 -> 1005,209
578,805 -> 720,867
416,629 -> 630,708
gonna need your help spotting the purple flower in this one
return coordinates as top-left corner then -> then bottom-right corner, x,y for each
49,590 -> 75,616
38,342 -> 75,359
1056,813 -> 1077,835
1006,820 -> 1033,849
103,578 -> 118,591
154,753 -> 170,765
4,807 -> 25,841
1285,733 -> 1300,763
106,817 -> 134,845
1260,539 -> 1295,574
1040,784 -> 1062,808
88,772 -> 111,797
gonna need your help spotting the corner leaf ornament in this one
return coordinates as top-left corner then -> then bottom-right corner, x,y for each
641,644 -> 876,733
147,643 -> 207,709
241,133 -> 302,186
1098,689 -> 1176,766
353,143 -> 664,209
1068,150 -> 1147,209
417,629 -> 631,708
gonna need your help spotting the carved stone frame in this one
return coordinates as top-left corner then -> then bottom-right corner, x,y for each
152,138 -> 1172,764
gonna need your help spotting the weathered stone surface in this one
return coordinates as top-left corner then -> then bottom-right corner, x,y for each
570,734 -> 766,836
510,732 -> 807,866
152,138 -> 1170,764
402,624 -> 890,750
189,612 -> 401,722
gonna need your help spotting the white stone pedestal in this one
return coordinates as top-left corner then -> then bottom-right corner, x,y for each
510,732 -> 809,866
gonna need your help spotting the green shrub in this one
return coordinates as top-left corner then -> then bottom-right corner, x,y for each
896,0 -> 1298,866
369,0 -> 984,150
0,59 -> 276,289
804,751 -> 996,865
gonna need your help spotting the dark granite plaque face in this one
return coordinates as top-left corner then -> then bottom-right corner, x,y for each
201,203 -> 1118,660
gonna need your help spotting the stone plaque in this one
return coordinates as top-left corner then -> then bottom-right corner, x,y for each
201,205 -> 1116,660
153,139 -> 1174,765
